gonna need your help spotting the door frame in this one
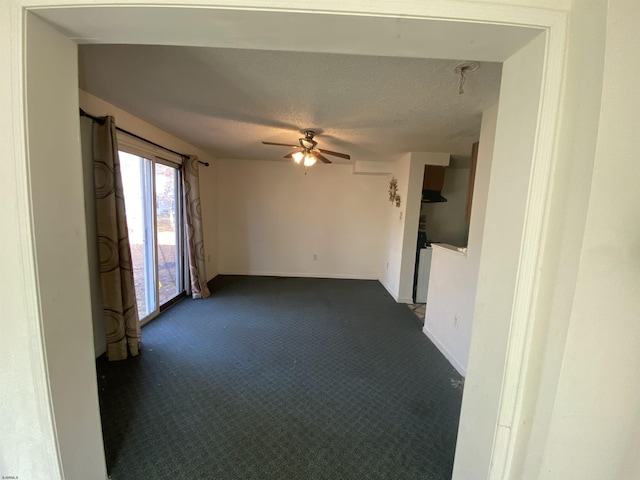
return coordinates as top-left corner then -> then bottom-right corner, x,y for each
5,1 -> 568,478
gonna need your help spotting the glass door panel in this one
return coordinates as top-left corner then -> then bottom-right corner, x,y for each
155,163 -> 183,306
119,151 -> 157,320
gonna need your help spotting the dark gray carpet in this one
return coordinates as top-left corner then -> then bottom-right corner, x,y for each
97,276 -> 463,479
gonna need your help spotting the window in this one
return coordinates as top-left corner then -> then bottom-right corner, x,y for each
118,136 -> 185,324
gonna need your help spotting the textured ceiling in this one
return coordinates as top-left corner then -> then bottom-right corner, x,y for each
78,44 -> 502,163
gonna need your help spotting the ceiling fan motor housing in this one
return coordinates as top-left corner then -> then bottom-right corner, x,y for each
300,131 -> 317,150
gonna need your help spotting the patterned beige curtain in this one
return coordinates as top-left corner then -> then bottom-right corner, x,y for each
182,156 -> 210,299
93,116 -> 141,360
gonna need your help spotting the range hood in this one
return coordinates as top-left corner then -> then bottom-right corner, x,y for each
422,189 -> 448,203
421,165 -> 448,203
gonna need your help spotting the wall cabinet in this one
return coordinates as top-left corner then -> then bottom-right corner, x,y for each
423,165 -> 446,191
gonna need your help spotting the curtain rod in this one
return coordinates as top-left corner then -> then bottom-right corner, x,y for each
79,109 -> 209,167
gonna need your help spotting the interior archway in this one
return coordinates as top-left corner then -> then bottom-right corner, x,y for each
17,2 -> 566,477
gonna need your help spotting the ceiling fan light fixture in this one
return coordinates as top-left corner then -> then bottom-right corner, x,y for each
303,154 -> 317,167
292,151 -> 304,164
262,130 -> 349,165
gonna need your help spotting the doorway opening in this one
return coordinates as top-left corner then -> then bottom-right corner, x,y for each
21,4 -> 566,478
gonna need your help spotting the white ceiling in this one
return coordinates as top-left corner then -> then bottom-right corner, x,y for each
79,44 -> 502,162
36,6 -> 542,163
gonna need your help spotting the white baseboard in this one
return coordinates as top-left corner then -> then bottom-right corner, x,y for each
422,326 -> 466,377
379,278 -> 399,301
378,279 -> 414,304
218,270 -> 377,280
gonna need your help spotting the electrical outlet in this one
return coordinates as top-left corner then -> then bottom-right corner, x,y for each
399,211 -> 403,220
454,315 -> 460,328
207,254 -> 211,262
386,262 -> 389,270
313,254 -> 318,261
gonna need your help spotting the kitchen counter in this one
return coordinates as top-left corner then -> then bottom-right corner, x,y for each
431,243 -> 467,256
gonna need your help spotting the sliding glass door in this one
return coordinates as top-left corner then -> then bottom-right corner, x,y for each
155,163 -> 183,306
119,147 -> 184,324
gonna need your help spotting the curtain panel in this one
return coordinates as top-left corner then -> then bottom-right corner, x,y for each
93,116 -> 141,360
182,155 -> 210,299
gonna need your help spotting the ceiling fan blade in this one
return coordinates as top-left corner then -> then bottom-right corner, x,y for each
314,152 -> 332,164
317,148 -> 351,160
262,141 -> 299,148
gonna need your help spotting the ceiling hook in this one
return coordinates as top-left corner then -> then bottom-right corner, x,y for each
454,62 -> 480,95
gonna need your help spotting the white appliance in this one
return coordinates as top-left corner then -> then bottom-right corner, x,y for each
415,246 -> 433,303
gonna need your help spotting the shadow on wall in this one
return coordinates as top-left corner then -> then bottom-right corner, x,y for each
422,157 -> 472,248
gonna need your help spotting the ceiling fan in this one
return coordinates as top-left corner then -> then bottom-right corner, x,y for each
262,130 -> 351,166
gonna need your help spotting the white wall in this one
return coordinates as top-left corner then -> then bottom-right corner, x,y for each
421,159 -> 471,247
217,158 -> 387,279
0,6 -> 63,478
620,413 -> 640,479
536,0 -> 640,477
8,1 -> 639,479
380,152 -> 451,303
452,32 -> 546,479
79,90 -> 219,281
423,245 -> 470,374
24,13 -> 107,480
379,154 -> 412,300
512,1 -> 608,476
423,105 -> 498,377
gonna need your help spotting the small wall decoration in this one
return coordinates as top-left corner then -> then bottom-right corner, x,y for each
388,178 -> 398,201
388,178 -> 401,207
